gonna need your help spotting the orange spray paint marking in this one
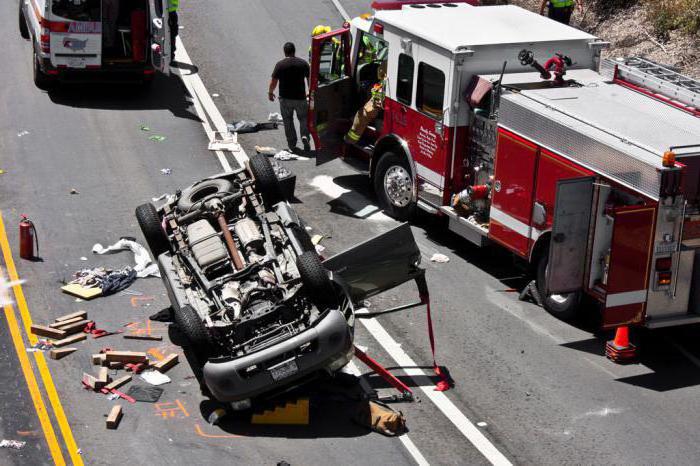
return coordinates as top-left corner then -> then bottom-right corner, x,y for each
154,399 -> 190,419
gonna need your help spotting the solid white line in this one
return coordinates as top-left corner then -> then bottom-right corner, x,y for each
357,310 -> 512,466
346,361 -> 430,466
330,0 -> 351,21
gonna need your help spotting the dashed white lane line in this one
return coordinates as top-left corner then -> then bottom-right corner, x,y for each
346,361 -> 430,466
330,0 -> 351,21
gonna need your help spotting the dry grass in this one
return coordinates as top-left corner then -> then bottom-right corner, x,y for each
644,0 -> 700,37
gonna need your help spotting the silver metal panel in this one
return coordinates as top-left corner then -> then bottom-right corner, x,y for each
546,177 -> 595,294
500,95 -> 662,199
440,207 -> 490,247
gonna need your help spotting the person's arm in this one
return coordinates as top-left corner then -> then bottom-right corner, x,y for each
268,78 -> 278,101
539,0 -> 548,15
305,63 -> 311,98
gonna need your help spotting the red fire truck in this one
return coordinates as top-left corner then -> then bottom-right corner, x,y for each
308,1 -> 700,329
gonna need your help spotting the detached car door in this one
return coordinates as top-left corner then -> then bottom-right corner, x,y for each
148,0 -> 170,73
309,28 -> 354,163
323,223 -> 424,302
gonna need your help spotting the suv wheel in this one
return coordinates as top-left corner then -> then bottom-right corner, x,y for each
135,203 -> 170,258
249,153 -> 283,207
374,151 -> 416,221
174,304 -> 210,351
297,251 -> 337,309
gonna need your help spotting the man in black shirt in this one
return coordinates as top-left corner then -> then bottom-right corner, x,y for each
269,42 -> 311,152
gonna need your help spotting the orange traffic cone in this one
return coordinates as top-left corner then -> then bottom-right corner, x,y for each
605,326 -> 637,363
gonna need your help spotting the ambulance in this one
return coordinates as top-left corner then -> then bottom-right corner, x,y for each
18,0 -> 171,89
308,1 -> 700,330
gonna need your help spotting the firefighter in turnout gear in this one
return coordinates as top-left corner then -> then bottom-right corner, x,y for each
345,60 -> 387,145
539,0 -> 583,25
168,0 -> 179,63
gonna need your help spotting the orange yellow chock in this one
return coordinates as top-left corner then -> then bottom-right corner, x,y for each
251,398 -> 309,425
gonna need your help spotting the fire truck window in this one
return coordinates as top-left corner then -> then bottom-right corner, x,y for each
417,63 -> 445,119
318,39 -> 344,84
52,0 -> 101,22
396,54 -> 414,105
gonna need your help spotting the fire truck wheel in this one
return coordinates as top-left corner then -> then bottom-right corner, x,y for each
33,51 -> 55,91
19,5 -> 29,39
374,152 -> 416,221
536,250 -> 581,321
135,203 -> 170,258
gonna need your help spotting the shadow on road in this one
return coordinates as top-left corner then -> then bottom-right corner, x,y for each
47,73 -> 201,122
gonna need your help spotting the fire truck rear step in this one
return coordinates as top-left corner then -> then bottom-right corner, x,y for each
645,314 -> 700,329
439,206 -> 490,247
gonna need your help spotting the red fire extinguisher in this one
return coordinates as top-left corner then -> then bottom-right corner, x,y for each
19,215 -> 38,260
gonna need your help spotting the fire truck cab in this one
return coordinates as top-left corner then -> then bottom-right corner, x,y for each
18,0 -> 171,89
308,1 -> 700,329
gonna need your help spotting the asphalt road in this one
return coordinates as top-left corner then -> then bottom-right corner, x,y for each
1,0 -> 700,465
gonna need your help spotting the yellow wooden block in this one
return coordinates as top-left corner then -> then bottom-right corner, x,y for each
251,399 -> 309,425
61,284 -> 102,300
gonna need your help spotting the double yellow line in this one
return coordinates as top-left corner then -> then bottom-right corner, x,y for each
0,212 -> 83,466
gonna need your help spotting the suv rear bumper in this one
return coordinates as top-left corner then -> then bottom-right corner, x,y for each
203,309 -> 353,402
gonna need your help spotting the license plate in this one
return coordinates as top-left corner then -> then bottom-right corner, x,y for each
67,57 -> 86,68
269,359 -> 298,381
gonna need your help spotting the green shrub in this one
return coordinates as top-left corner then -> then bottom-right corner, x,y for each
645,0 -> 700,36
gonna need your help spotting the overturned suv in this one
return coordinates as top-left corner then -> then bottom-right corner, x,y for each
135,154 -> 423,405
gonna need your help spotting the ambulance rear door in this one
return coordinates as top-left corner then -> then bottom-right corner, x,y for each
48,0 -> 102,69
308,28 -> 354,163
148,0 -> 170,73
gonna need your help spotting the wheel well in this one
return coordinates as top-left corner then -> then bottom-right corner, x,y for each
529,232 -> 551,269
370,137 -> 412,181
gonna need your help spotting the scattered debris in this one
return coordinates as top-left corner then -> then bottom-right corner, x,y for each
207,408 -> 227,425
27,340 -> 54,352
66,267 -> 135,298
160,168 -> 172,175
255,145 -> 277,156
151,193 -> 171,203
79,256 -> 88,261
17,130 -> 30,138
274,150 -> 308,161
311,235 -> 324,245
92,239 -> 160,278
208,131 -> 240,151
106,405 -> 123,429
70,188 -> 80,195
477,421 -> 488,427
104,375 -> 132,392
30,325 -> 66,340
148,135 -> 166,142
430,253 -> 450,263
49,347 -> 77,360
126,385 -> 163,402
140,125 -> 150,132
53,333 -> 87,348
0,440 -> 26,450
354,400 -> 406,436
227,120 -> 278,134
315,244 -> 326,254
92,353 -> 107,365
152,353 -> 178,373
0,169 -> 5,175
124,334 -> 162,341
211,93 -> 220,98
268,112 -> 283,122
140,370 -> 171,386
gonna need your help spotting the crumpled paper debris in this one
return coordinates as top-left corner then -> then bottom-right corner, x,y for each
430,253 -> 450,263
274,150 -> 308,161
0,440 -> 26,449
140,370 -> 171,386
92,239 -> 160,278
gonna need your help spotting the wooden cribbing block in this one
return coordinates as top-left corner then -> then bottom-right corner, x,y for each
108,362 -> 124,370
105,351 -> 148,364
106,405 -> 123,430
92,354 -> 107,365
49,348 -> 77,360
82,373 -> 99,390
153,354 -> 179,373
55,310 -> 87,322
55,320 -> 89,335
53,333 -> 87,348
105,375 -> 132,391
30,325 -> 66,339
123,334 -> 163,341
49,316 -> 84,328
96,367 -> 110,386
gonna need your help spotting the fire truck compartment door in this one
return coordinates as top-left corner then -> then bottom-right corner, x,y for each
602,205 -> 656,328
323,223 -> 423,303
309,28 -> 354,164
148,0 -> 170,73
546,177 -> 595,295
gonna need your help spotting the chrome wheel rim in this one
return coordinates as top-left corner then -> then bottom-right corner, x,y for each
384,165 -> 412,208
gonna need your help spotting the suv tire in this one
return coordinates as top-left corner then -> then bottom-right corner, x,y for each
297,251 -> 337,309
135,203 -> 170,258
374,151 -> 416,221
249,153 -> 283,207
177,178 -> 234,212
174,304 -> 210,351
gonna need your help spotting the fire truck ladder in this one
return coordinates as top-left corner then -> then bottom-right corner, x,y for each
611,57 -> 700,117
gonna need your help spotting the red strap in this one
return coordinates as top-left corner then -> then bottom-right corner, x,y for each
354,345 -> 413,396
421,293 -> 451,392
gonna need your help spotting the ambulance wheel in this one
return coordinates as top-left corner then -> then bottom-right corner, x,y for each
249,153 -> 283,207
135,203 -> 170,258
536,249 -> 581,321
374,152 -> 416,221
19,5 -> 29,39
33,51 -> 55,91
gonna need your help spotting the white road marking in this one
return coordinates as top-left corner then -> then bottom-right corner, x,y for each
330,0 -> 351,21
173,36 -> 438,465
356,310 -> 512,466
346,361 -> 430,466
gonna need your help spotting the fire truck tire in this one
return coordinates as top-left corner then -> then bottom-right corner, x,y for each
19,5 -> 29,39
374,152 -> 416,221
297,251 -> 337,309
33,51 -> 55,91
135,203 -> 170,258
536,250 -> 581,321
249,153 -> 283,207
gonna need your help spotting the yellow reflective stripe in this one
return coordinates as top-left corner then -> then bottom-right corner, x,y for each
550,0 -> 574,7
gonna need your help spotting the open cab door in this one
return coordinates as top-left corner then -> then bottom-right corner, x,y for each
309,28 -> 354,163
148,0 -> 170,73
